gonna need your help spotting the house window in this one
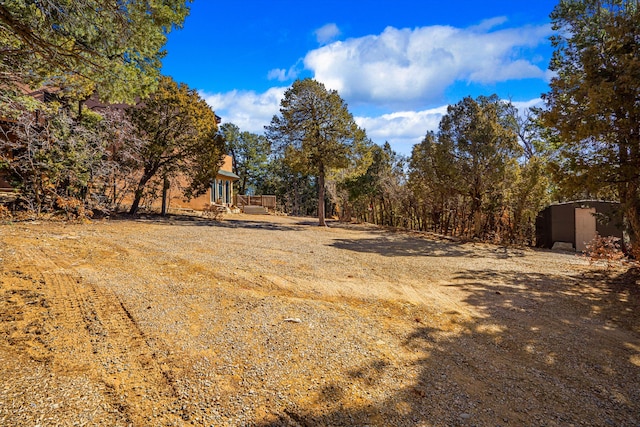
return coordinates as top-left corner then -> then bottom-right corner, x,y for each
225,181 -> 230,205
218,180 -> 223,203
210,182 -> 216,203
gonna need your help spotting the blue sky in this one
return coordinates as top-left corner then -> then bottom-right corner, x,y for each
162,0 -> 559,156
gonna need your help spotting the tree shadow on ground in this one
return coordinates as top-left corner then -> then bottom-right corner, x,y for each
254,267 -> 640,426
293,220 -> 382,231
450,266 -> 640,334
329,233 -> 525,259
109,213 -> 302,231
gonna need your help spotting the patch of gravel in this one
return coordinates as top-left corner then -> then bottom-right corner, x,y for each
1,214 -> 639,426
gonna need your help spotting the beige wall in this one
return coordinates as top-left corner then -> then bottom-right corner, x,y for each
220,155 -> 234,173
123,155 -> 237,212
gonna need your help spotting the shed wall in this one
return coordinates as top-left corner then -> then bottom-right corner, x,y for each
550,204 -> 576,246
592,202 -> 623,239
535,201 -> 622,249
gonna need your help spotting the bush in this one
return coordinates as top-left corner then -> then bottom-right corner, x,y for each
583,233 -> 626,268
55,196 -> 92,220
0,205 -> 11,220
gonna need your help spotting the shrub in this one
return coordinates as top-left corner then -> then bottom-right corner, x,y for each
0,205 -> 11,220
583,233 -> 626,268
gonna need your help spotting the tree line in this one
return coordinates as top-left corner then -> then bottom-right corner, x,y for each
226,86 -> 549,245
0,0 -> 638,255
238,0 -> 639,254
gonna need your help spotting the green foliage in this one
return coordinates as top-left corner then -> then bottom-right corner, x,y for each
439,95 -> 522,239
0,76 -> 223,217
0,103 -> 111,216
0,0 -> 191,103
336,142 -> 408,226
219,123 -> 270,195
505,156 -> 551,244
183,131 -> 227,200
408,131 -> 462,233
125,76 -> 224,214
542,0 -> 640,251
406,96 -> 549,243
266,78 -> 365,225
255,155 -> 317,216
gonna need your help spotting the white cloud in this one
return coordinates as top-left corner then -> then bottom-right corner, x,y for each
199,85 -> 446,155
512,97 -> 544,112
267,58 -> 304,82
200,84 -> 544,158
199,87 -> 286,134
304,21 -> 552,107
315,23 -> 341,45
358,97 -> 545,156
469,16 -> 509,31
267,67 -> 299,81
356,105 -> 449,155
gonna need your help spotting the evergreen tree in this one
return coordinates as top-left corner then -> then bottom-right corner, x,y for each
266,78 -> 364,225
0,0 -> 190,104
219,123 -> 270,195
439,95 -> 521,238
542,0 -> 640,253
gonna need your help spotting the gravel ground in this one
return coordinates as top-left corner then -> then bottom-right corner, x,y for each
0,213 -> 639,426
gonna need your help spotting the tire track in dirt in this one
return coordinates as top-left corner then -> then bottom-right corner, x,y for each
13,246 -> 186,425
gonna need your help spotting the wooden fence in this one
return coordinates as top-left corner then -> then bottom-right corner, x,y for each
235,195 -> 277,209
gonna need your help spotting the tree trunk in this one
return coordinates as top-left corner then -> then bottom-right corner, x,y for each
240,176 -> 247,196
129,187 -> 144,215
621,181 -> 640,256
34,176 -> 42,215
129,172 -> 154,214
317,166 -> 326,226
469,188 -> 483,238
619,139 -> 640,256
161,175 -> 169,216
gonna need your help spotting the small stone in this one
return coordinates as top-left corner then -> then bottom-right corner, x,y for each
460,413 -> 471,420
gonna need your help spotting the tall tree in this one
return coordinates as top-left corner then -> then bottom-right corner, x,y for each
0,0 -> 190,104
265,78 -> 364,225
542,0 -> 640,253
126,76 -> 224,214
408,131 -> 461,233
439,95 -> 521,238
219,123 -> 270,195
335,138 -> 383,223
501,105 -> 553,243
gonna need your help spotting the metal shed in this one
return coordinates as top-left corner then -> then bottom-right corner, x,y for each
535,201 -> 623,251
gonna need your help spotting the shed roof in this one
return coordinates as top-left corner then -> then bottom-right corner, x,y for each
546,200 -> 619,207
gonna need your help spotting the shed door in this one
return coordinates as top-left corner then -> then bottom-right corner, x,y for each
575,207 -> 596,252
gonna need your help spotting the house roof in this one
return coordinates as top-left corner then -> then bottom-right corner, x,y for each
217,169 -> 239,180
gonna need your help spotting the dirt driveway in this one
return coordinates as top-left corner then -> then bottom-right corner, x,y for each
1,214 -> 638,426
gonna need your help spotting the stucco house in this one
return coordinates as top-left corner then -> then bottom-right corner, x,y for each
106,153 -> 239,214
164,155 -> 239,211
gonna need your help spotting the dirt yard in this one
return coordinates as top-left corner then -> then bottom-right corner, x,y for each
0,213 -> 638,426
